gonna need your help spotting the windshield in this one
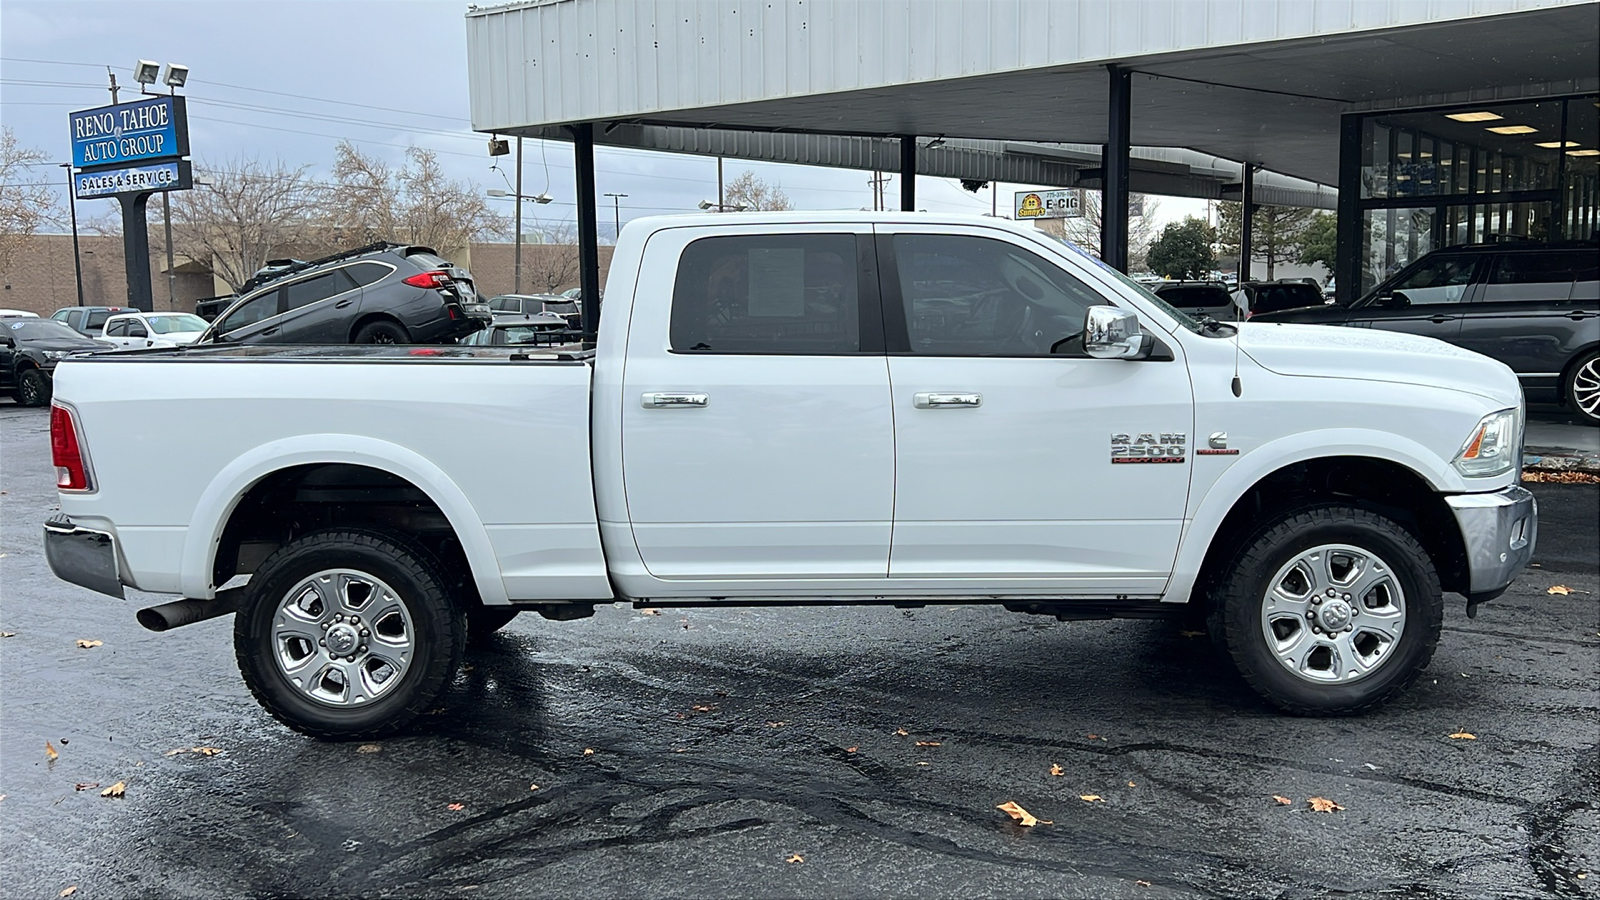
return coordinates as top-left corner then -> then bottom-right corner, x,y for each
148,314 -> 208,334
1034,232 -> 1205,333
8,320 -> 89,342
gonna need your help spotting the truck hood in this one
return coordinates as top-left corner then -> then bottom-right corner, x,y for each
1237,322 -> 1521,407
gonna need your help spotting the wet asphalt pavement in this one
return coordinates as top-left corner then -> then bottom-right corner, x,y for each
2,401 -> 1597,900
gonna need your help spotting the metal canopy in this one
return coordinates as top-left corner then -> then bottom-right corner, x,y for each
468,1 -> 1598,187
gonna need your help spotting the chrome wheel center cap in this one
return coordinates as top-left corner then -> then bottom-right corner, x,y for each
1317,599 -> 1353,631
327,623 -> 360,656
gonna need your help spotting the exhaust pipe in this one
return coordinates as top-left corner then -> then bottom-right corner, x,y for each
136,589 -> 244,632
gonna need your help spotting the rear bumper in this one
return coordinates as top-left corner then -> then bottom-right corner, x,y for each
1445,486 -> 1537,601
43,514 -> 125,599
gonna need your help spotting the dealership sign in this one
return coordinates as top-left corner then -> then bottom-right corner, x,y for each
1014,189 -> 1082,219
74,160 -> 192,199
70,95 -> 189,170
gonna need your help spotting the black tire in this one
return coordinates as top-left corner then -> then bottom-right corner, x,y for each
353,320 -> 409,344
1565,350 -> 1600,426
1206,505 -> 1442,716
466,606 -> 520,644
234,529 -> 466,740
16,367 -> 50,407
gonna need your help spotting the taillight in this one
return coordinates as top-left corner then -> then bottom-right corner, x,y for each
402,270 -> 451,289
51,403 -> 91,491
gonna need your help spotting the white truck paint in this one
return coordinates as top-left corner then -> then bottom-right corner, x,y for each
45,213 -> 1537,738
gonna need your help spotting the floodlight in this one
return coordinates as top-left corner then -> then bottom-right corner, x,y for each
163,63 -> 188,88
487,189 -> 509,197
533,193 -> 553,204
697,200 -> 714,210
487,138 -> 510,157
135,60 -> 160,85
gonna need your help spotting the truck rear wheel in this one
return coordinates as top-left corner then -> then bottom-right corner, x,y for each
1207,505 -> 1442,715
234,530 -> 466,740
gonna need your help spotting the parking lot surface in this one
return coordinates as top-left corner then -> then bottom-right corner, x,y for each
2,402 -> 1596,899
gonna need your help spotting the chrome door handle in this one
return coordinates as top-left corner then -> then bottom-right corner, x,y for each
641,392 -> 708,408
913,392 -> 982,409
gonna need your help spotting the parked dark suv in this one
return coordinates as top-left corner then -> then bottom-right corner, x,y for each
1,318 -> 109,406
1253,241 -> 1600,424
1149,281 -> 1237,320
198,242 -> 490,345
1231,280 -> 1328,318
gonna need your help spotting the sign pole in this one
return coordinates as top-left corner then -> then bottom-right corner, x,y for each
119,192 -> 154,312
60,163 -> 86,308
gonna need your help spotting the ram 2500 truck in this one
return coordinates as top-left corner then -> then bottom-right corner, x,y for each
45,213 -> 1536,739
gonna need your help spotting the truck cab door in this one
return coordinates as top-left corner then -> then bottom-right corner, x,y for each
617,224 -> 894,590
876,225 -> 1194,596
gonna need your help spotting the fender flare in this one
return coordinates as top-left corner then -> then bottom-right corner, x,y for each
178,434 -> 507,604
1164,428 -> 1463,605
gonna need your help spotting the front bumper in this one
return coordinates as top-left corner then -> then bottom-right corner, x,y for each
1445,486 -> 1537,602
43,514 -> 125,599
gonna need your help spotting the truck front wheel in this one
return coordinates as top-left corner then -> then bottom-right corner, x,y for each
1208,505 -> 1442,715
234,530 -> 466,740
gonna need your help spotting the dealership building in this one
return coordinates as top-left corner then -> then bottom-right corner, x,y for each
465,0 -> 1599,319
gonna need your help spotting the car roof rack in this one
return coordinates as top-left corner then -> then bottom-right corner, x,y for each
242,241 -> 412,293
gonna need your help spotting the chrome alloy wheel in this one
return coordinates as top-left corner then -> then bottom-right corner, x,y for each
1574,356 -> 1600,419
1259,544 -> 1407,684
272,569 -> 415,706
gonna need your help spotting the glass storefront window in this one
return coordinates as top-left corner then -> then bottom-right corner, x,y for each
1361,101 -> 1566,200
1563,99 -> 1599,240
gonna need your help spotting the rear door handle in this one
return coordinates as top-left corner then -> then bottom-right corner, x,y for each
1428,315 -> 1456,324
641,392 -> 708,408
335,299 -> 354,309
1569,312 -> 1597,320
914,392 -> 982,409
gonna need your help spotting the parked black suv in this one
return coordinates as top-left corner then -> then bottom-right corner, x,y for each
1231,280 -> 1328,318
1253,241 -> 1600,424
1150,281 -> 1237,320
198,242 -> 490,345
1,319 -> 109,406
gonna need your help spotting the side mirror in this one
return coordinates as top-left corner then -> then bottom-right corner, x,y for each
1083,306 -> 1153,360
0,333 -> 13,348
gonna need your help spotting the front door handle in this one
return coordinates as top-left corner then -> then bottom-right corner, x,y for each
641,392 -> 708,408
1569,312 -> 1597,320
261,327 -> 279,336
914,392 -> 982,409
1428,315 -> 1455,324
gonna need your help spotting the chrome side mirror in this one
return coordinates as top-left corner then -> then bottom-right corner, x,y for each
1083,306 -> 1152,360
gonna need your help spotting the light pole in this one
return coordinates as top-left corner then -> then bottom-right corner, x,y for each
603,192 -> 628,237
488,185 -> 553,294
59,163 -> 85,308
160,64 -> 188,310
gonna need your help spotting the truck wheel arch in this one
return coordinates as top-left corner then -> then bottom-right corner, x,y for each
1167,430 -> 1471,608
179,435 -> 508,605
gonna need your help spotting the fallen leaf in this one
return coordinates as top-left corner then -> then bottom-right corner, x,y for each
845,746 -> 858,753
1049,764 -> 1064,777
1547,585 -> 1572,595
529,783 -> 539,791
692,704 -> 716,713
1273,795 -> 1293,806
0,631 -> 15,638
914,741 -> 941,747
766,721 -> 787,728
1136,881 -> 1152,888
46,741 -> 58,761
59,887 -> 78,898
1079,794 -> 1104,803
1087,733 -> 1106,741
75,639 -> 103,649
640,608 -> 661,616
447,802 -> 464,811
1449,731 -> 1477,740
1362,763 -> 1380,771
894,727 -> 908,736
916,761 -> 930,766
73,782 -> 100,792
166,746 -> 222,757
583,748 -> 595,756
0,794 -> 6,802
356,744 -> 381,754
100,781 -> 126,798
1127,781 -> 1137,788
996,800 -> 1051,826
786,853 -> 804,864
1307,796 -> 1344,812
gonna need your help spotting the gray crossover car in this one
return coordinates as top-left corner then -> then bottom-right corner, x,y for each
199,242 -> 490,345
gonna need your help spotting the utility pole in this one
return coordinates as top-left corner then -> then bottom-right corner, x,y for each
107,67 -> 119,103
60,163 -> 85,307
604,192 -> 628,237
514,137 -> 524,294
717,157 -> 724,212
162,81 -> 177,310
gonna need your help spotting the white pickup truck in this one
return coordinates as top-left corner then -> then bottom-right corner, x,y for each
45,213 -> 1536,739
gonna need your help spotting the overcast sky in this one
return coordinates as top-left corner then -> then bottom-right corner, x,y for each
2,0 -> 1206,239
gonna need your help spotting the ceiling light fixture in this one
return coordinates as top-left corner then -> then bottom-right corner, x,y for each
1486,125 -> 1538,134
1534,141 -> 1579,148
1446,111 -> 1503,122
1568,149 -> 1600,157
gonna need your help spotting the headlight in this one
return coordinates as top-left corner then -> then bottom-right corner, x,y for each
1452,408 -> 1520,477
43,350 -> 68,360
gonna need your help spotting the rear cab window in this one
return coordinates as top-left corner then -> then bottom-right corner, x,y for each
670,234 -> 863,354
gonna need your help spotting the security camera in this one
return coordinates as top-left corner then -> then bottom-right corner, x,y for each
135,60 -> 160,85
163,64 -> 188,88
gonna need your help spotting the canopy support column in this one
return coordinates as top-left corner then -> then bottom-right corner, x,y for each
1240,162 -> 1256,282
1102,65 -> 1131,272
572,122 -> 601,342
899,136 -> 916,211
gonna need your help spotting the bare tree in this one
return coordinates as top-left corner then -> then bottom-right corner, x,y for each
519,222 -> 582,292
325,142 -> 506,257
723,170 -> 793,211
1062,190 -> 1161,269
0,127 -> 62,274
164,157 -> 323,292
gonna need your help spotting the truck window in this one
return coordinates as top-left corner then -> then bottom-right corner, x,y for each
891,234 -> 1102,356
126,321 -> 148,339
670,234 -> 861,354
105,319 -> 127,337
85,310 -> 112,332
